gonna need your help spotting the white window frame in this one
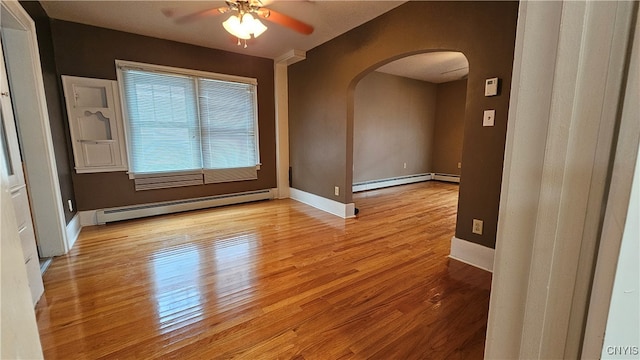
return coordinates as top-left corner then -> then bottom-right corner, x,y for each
115,60 -> 261,187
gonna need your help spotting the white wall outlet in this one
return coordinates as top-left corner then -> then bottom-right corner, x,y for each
334,186 -> 340,196
457,162 -> 462,169
472,219 -> 483,235
67,199 -> 74,212
483,110 -> 495,127
403,162 -> 407,169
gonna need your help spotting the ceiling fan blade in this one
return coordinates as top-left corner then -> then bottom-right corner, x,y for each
173,6 -> 230,25
256,8 -> 314,35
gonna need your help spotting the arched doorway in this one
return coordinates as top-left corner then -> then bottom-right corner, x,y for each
351,51 -> 469,195
288,1 -> 518,269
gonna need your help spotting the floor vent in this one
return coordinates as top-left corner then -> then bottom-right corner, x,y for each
96,189 -> 275,224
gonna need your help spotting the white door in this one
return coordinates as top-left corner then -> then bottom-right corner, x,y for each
61,75 -> 128,173
1,36 -> 44,305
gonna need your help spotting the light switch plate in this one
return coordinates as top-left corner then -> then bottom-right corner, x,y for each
483,110 -> 495,127
485,77 -> 499,96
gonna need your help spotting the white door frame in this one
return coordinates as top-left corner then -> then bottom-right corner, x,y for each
1,0 -> 69,256
486,1 -> 638,358
582,5 -> 640,357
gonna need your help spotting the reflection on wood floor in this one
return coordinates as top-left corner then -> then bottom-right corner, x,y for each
36,182 -> 491,359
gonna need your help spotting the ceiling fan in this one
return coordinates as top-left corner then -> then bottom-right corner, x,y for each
165,0 -> 314,48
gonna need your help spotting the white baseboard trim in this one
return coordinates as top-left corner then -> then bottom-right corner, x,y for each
276,186 -> 291,199
289,188 -> 355,219
79,210 -> 98,227
433,173 -> 461,183
65,213 -> 82,250
449,236 -> 494,272
353,173 -> 432,192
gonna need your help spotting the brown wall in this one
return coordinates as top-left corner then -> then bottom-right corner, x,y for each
288,1 -> 518,248
432,79 -> 468,176
48,20 -> 276,210
353,71 -> 437,183
20,1 -> 77,224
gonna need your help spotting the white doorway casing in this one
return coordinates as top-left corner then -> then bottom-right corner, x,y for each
583,6 -> 640,358
274,50 -> 302,199
1,0 -> 69,257
0,0 -> 52,358
486,1 -> 638,359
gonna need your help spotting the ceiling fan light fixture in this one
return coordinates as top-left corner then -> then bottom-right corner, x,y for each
222,12 -> 268,41
223,14 -> 251,39
245,14 -> 267,38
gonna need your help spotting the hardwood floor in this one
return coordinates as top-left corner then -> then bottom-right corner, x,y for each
35,182 -> 492,359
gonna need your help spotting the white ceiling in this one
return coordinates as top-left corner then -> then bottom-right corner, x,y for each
376,52 -> 469,83
40,1 -> 466,83
40,0 -> 406,59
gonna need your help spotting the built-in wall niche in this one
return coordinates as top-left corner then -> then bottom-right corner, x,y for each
62,76 -> 127,173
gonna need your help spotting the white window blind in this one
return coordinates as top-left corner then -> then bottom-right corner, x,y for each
122,70 -> 202,174
198,78 -> 259,184
117,61 -> 260,189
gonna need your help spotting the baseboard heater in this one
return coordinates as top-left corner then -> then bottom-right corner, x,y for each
96,189 -> 275,224
353,173 -> 461,192
432,173 -> 461,183
353,173 -> 433,193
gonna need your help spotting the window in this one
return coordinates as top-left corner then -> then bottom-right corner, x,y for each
117,61 -> 260,189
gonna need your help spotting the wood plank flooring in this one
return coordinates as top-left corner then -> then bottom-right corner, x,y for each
35,182 -> 492,359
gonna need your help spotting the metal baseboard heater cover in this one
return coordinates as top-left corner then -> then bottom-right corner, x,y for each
352,173 -> 461,193
352,173 -> 433,193
96,189 -> 275,224
432,173 -> 461,183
